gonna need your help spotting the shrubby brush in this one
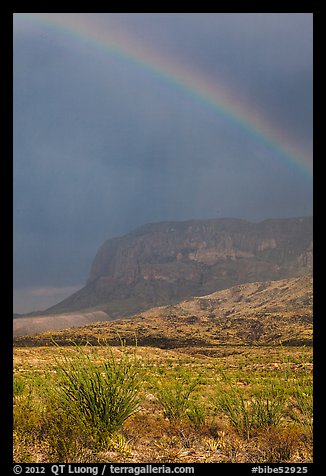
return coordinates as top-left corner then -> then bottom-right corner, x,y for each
13,377 -> 25,399
13,344 -> 313,463
154,366 -> 201,422
52,340 -> 142,441
214,375 -> 286,439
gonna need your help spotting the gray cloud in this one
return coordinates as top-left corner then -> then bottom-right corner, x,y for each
13,13 -> 313,312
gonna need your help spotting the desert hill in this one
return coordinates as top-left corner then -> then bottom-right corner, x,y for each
14,274 -> 312,347
42,217 -> 312,320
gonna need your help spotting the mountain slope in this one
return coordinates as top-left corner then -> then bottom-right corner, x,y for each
44,217 -> 312,318
14,275 -> 313,347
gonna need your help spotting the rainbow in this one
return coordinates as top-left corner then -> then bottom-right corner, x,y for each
15,13 -> 312,178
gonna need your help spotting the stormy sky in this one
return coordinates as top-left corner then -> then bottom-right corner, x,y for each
13,13 -> 313,314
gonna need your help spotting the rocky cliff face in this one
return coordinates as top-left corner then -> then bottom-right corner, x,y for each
46,217 -> 313,317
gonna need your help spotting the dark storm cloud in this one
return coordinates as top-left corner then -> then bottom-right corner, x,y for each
13,13 -> 312,312
96,13 -> 312,147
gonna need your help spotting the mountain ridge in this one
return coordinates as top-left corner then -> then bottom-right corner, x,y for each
44,216 -> 312,318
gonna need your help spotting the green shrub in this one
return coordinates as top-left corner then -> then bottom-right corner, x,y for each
14,377 -> 46,434
251,385 -> 285,429
155,367 -> 200,422
290,387 -> 313,438
214,379 -> 285,439
214,386 -> 253,439
186,399 -> 207,428
13,377 -> 25,399
53,342 -> 142,441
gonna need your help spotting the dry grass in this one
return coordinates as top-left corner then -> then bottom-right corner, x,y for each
13,343 -> 312,463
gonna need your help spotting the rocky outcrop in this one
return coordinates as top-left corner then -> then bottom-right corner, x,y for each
46,217 -> 312,317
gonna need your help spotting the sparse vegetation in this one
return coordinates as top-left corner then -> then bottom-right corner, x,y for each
52,341 -> 142,441
154,366 -> 201,422
13,343 -> 312,463
213,377 -> 286,439
13,377 -> 25,399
